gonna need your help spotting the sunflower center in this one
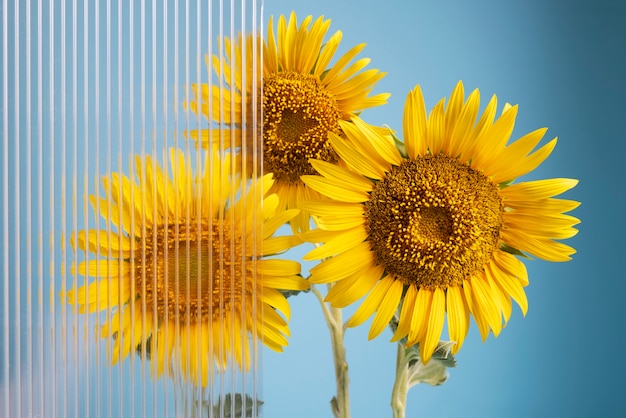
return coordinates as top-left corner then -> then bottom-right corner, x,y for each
263,71 -> 342,183
136,219 -> 247,323
365,155 -> 504,289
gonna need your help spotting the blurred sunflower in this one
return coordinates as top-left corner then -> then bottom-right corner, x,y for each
301,82 -> 580,363
186,12 -> 389,232
64,149 -> 308,386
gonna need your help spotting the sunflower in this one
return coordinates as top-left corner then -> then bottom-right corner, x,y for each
301,82 -> 580,363
185,12 -> 390,232
64,149 -> 308,386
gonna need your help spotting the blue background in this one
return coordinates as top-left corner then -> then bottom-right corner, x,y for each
1,0 -> 624,416
262,1 -> 626,417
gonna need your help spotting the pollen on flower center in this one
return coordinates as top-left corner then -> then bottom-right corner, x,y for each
409,206 -> 454,243
263,71 -> 342,183
137,220 -> 246,322
365,155 -> 504,289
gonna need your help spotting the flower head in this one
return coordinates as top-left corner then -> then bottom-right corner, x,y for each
302,82 -> 579,363
186,12 -> 389,232
64,149 -> 308,386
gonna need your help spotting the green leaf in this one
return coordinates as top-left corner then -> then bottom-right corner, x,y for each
406,341 -> 456,387
279,288 -> 310,299
407,357 -> 449,387
429,341 -> 457,368
210,393 -> 263,418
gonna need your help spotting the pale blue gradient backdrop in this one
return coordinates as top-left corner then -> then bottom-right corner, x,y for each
262,1 -> 626,417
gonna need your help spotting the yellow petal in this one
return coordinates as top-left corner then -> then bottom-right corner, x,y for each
325,263 -> 384,308
505,197 -> 580,215
75,259 -> 130,278
299,227 -> 344,244
262,209 -> 300,240
449,88 -> 480,160
260,235 -> 303,256
265,15 -> 279,73
471,104 -> 518,170
300,175 -> 370,203
346,275 -> 394,328
501,228 -> 576,262
65,277 -> 130,313
493,250 -> 529,286
403,86 -> 428,159
488,258 -> 528,316
322,43 -> 366,84
309,242 -> 374,284
485,269 -> 513,325
470,94 -> 497,153
261,274 -> 309,291
407,287 -> 432,346
326,60 -> 375,92
368,278 -> 404,339
463,280 -> 488,339
298,200 -> 364,219
420,287 -> 446,364
299,17 -> 330,71
446,285 -> 469,354
256,259 -> 301,276
349,117 -> 403,167
391,284 -> 417,342
262,288 -> 291,320
314,31 -> 341,76
504,212 -> 580,239
468,275 -> 501,340
303,226 -> 367,260
426,99 -> 446,154
491,136 -> 556,183
441,81 -> 465,156
90,196 -> 137,237
312,212 -> 366,231
74,229 -> 132,258
308,159 -> 374,192
501,178 -> 578,201
328,133 -> 386,180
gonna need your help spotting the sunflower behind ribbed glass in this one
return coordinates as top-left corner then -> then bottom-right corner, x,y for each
301,82 -> 580,363
64,149 -> 308,386
186,12 -> 390,232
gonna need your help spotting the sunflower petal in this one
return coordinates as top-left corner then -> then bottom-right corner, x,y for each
300,175 -> 370,203
403,86 -> 428,159
346,275 -> 394,328
308,159 -> 374,193
407,287 -> 432,346
501,178 -> 579,201
303,226 -> 367,260
446,285 -> 469,354
420,287 -> 446,364
309,242 -> 375,284
326,263 -> 385,308
368,278 -> 404,339
391,284 -> 417,342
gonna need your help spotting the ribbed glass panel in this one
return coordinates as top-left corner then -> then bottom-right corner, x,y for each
0,1 -> 263,416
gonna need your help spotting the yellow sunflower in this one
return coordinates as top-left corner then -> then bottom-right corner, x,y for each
186,12 -> 390,232
63,148 -> 308,386
301,82 -> 580,363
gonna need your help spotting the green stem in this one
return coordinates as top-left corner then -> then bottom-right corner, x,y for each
390,344 -> 409,418
312,285 -> 350,418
